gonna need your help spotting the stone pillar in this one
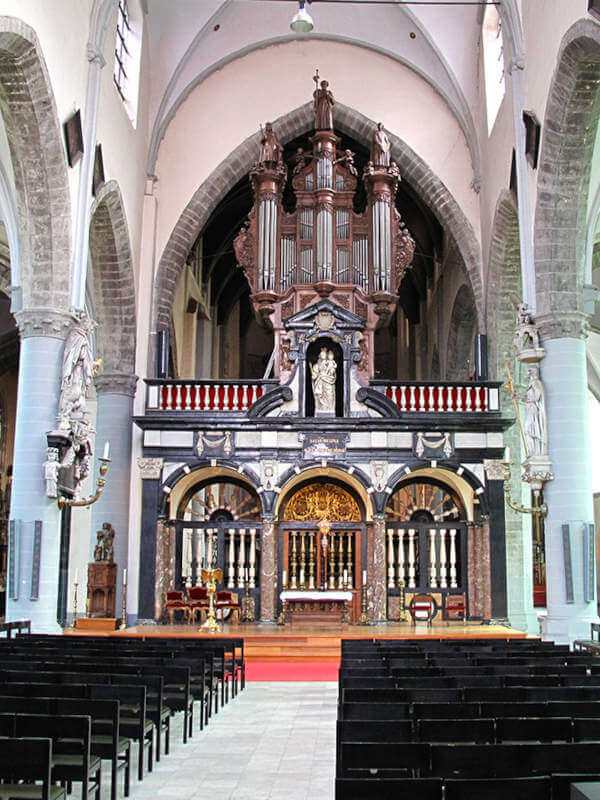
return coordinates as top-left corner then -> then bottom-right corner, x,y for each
260,515 -> 276,622
467,522 -> 492,620
538,321 -> 598,642
485,458 -> 536,631
137,457 -> 163,623
7,310 -> 71,632
368,514 -> 387,623
91,373 -> 137,622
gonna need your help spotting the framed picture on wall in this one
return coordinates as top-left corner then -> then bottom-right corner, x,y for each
92,144 -> 105,197
64,110 -> 84,168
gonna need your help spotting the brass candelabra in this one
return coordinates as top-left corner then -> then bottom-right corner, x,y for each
200,567 -> 222,631
241,579 -> 254,623
120,572 -> 127,630
399,579 -> 408,622
58,456 -> 111,509
358,581 -> 370,625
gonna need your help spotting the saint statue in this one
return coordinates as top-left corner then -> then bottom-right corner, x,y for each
44,449 -> 60,499
259,122 -> 282,163
313,77 -> 335,130
58,315 -> 96,429
522,366 -> 547,457
94,522 -> 115,562
310,347 -> 337,414
371,122 -> 391,167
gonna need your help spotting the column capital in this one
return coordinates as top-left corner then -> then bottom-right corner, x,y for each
484,459 -> 508,482
536,311 -> 589,341
15,308 -> 74,340
137,457 -> 163,480
95,372 -> 138,396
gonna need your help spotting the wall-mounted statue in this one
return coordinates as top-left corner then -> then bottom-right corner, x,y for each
58,314 -> 96,431
510,295 -> 544,362
522,365 -> 548,457
313,71 -> 334,130
310,347 -> 337,414
44,448 -> 60,499
371,122 -> 391,167
259,122 -> 282,164
94,521 -> 115,562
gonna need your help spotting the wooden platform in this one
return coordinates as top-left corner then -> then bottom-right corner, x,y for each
64,620 -> 528,662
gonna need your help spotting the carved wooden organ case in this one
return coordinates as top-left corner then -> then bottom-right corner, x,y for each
234,87 -> 415,383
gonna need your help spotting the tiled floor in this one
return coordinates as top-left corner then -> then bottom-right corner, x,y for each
128,682 -> 337,800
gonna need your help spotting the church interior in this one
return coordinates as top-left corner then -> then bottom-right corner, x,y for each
2,0 -> 600,795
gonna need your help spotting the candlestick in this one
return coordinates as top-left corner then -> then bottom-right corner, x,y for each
123,567 -> 127,583
120,571 -> 127,630
71,579 -> 79,629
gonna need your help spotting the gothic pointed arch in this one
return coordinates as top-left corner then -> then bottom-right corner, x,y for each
152,102 -> 483,361
446,283 -> 477,381
534,19 -> 600,331
89,180 -> 136,376
0,17 -> 71,311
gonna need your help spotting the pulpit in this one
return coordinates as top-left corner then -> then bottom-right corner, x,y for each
87,561 -> 116,618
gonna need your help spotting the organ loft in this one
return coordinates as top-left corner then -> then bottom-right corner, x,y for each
234,72 -> 416,392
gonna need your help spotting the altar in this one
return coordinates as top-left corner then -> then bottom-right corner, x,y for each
280,590 -> 355,624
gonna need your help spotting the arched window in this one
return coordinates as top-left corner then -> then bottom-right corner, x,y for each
113,0 -> 143,127
482,4 -> 506,135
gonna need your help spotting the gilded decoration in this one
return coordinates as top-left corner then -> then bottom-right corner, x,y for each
283,483 -> 361,522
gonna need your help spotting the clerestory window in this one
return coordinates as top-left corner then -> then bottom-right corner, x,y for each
113,0 -> 142,127
482,4 -> 506,135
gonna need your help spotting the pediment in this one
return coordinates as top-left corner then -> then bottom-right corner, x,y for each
284,299 -> 365,335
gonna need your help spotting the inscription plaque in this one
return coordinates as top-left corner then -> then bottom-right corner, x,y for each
300,432 -> 348,460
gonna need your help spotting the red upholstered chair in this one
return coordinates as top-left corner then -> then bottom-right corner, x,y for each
444,593 -> 467,621
188,585 -> 210,623
215,590 -> 241,623
408,593 -> 437,626
164,590 -> 190,624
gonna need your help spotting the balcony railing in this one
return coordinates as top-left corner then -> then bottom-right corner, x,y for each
146,379 -> 279,413
371,381 -> 500,413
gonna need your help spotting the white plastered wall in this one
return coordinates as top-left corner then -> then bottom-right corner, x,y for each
152,39 -> 480,263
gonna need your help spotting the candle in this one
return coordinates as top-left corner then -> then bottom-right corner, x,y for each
103,441 -> 110,459
504,446 -> 510,463
282,570 -> 287,587
74,568 -> 78,585
343,569 -> 348,586
123,568 -> 127,584
362,569 -> 367,584
245,567 -> 249,583
300,568 -> 304,586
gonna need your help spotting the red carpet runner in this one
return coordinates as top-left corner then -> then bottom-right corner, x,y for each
245,661 -> 340,681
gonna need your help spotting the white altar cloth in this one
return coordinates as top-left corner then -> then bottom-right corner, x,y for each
280,590 -> 353,602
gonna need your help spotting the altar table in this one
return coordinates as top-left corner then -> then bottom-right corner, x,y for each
280,590 -> 354,624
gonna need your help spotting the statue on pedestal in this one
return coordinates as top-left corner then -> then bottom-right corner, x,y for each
58,315 -> 96,430
94,522 -> 115,562
44,449 -> 60,499
313,72 -> 334,130
371,122 -> 391,167
522,365 -> 548,457
310,347 -> 337,413
259,122 -> 282,164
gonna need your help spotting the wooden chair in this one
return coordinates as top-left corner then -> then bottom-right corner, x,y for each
187,586 -> 209,623
408,594 -> 437,626
164,590 -> 190,624
0,736 -> 66,800
444,593 -> 466,621
215,591 -> 241,623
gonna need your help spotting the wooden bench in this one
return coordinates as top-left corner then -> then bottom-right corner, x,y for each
0,736 -> 66,800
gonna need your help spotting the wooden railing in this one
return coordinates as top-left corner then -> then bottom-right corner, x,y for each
146,379 -> 279,412
372,381 -> 500,413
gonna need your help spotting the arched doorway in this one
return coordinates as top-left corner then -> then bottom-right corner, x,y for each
174,478 -> 262,612
278,480 -> 365,603
386,476 -> 468,616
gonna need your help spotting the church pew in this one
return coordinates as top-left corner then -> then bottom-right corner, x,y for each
411,703 -> 481,720
335,777 -> 443,800
443,776 -> 551,800
415,718 -> 495,743
338,742 -> 430,778
495,716 -> 573,743
339,702 -> 410,721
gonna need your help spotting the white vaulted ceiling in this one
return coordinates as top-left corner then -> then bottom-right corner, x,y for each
144,0 -> 483,175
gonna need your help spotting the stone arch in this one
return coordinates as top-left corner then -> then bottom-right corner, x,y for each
0,17 -> 71,311
386,462 -> 489,518
153,102 -> 483,359
487,191 -> 521,381
446,284 -> 477,380
275,464 -> 373,521
160,461 -> 262,518
89,180 -> 136,376
534,19 -> 600,327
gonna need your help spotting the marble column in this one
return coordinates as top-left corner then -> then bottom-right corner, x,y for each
90,372 -> 137,622
260,515 -> 276,622
137,457 -> 163,623
368,514 -> 387,623
538,321 -> 598,642
6,310 -> 72,632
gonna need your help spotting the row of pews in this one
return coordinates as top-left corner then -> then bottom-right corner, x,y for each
0,632 -> 244,800
336,637 -> 600,800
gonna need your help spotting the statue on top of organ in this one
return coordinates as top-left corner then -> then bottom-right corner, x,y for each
233,73 -> 415,386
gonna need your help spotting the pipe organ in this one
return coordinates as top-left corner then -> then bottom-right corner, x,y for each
233,75 -> 415,381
